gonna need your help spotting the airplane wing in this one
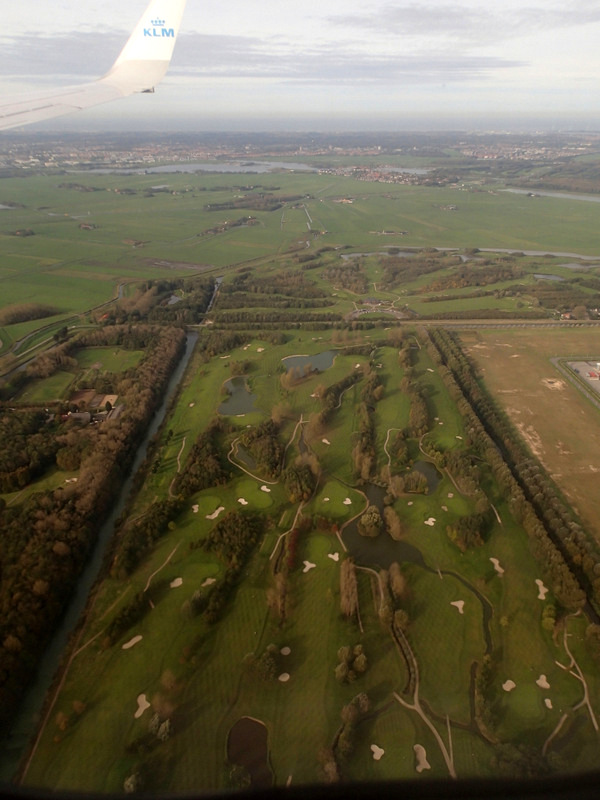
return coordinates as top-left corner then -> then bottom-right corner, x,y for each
0,0 -> 187,131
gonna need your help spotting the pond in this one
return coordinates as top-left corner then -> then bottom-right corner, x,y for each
218,377 -> 257,415
342,484 -> 426,570
227,717 -> 272,789
533,273 -> 565,282
412,460 -> 443,493
282,350 -> 336,374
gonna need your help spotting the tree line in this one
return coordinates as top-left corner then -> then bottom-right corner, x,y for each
426,327 -> 592,613
0,324 -> 187,732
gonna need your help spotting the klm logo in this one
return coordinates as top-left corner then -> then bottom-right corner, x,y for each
143,17 -> 175,37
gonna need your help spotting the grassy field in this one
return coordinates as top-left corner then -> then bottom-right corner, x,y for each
19,332 -> 600,793
4,162 -> 600,792
2,169 -> 600,356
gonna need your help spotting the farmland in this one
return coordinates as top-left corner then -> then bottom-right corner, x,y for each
1,137 -> 600,793
462,328 -> 600,543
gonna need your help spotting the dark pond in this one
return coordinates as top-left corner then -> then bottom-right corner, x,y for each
412,460 -> 443,492
342,483 -> 426,570
282,350 -> 336,374
227,717 -> 272,789
235,444 -> 257,470
218,377 -> 257,415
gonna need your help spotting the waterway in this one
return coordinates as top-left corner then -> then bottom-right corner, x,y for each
84,161 -> 316,175
0,332 -> 199,781
504,187 -> 600,204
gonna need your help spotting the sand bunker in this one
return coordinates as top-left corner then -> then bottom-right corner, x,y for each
122,635 -> 143,650
441,505 -> 448,512
502,680 -> 516,692
134,694 -> 151,719
280,646 -> 291,656
438,421 -> 444,426
322,438 -> 331,445
278,673 -> 290,682
257,347 -> 265,353
448,493 -> 454,498
424,517 -> 436,526
260,485 -> 271,493
238,498 -> 249,506
220,355 -> 230,359
303,561 -> 316,573
343,498 -> 352,505
414,745 -> 430,773
427,368 -> 434,373
202,577 -> 216,587
455,435 -> 463,440
536,579 -> 549,600
192,504 -> 199,514
545,698 -> 553,709
170,577 -> 183,588
536,675 -> 551,689
323,497 -> 330,502
328,553 -> 340,562
371,745 -> 385,761
490,558 -> 505,575
206,506 -> 224,520
451,600 -> 465,614
542,378 -> 565,391
354,363 -> 361,369
189,402 -> 195,407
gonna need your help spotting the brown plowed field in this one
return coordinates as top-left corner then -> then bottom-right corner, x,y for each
461,327 -> 600,543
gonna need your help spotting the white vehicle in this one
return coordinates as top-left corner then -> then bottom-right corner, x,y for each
0,0 -> 186,130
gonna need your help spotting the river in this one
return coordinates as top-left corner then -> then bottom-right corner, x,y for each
503,187 -> 600,204
82,161 -> 316,175
0,332 -> 198,781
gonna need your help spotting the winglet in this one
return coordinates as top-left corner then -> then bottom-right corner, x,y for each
0,0 -> 186,130
102,0 -> 187,95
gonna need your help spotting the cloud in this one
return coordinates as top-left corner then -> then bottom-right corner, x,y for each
0,30 -> 123,79
0,28 -> 524,86
328,2 -> 600,45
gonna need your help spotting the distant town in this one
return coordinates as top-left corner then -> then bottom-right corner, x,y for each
1,130 -> 599,175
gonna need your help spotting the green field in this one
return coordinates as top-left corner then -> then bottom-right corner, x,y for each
1,168 -> 600,359
18,334 -> 600,792
2,155 -> 600,794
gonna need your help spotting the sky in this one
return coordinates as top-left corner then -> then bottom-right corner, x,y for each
2,0 -> 600,132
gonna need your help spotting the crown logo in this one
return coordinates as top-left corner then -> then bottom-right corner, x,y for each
151,18 -> 165,26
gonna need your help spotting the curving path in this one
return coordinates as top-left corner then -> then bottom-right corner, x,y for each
393,622 -> 457,778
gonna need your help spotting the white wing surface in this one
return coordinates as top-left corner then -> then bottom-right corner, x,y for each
0,0 -> 187,131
